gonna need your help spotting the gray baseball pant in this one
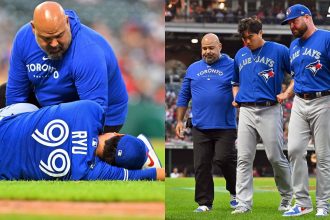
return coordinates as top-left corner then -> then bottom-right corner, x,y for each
236,104 -> 293,210
288,95 -> 330,209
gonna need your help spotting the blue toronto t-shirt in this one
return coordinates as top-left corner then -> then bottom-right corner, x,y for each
6,10 -> 128,127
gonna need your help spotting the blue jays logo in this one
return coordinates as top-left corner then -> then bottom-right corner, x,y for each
305,60 -> 322,76
286,8 -> 291,16
258,68 -> 275,82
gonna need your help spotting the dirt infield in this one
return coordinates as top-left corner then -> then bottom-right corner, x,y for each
0,200 -> 164,219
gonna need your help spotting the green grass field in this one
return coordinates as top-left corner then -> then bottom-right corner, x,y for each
166,177 -> 318,220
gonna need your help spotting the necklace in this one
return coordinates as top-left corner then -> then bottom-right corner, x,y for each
251,41 -> 266,62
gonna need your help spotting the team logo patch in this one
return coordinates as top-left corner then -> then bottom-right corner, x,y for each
258,68 -> 275,82
305,60 -> 322,76
286,8 -> 291,16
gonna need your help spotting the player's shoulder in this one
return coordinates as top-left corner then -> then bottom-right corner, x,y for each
316,29 -> 330,37
234,47 -> 249,59
15,23 -> 33,40
221,53 -> 234,62
187,59 -> 203,70
266,41 -> 288,51
73,100 -> 103,112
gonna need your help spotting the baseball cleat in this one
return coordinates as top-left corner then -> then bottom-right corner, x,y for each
230,194 -> 238,209
231,206 -> 251,214
193,205 -> 212,212
138,134 -> 162,169
278,198 -> 292,211
316,208 -> 329,217
283,204 -> 313,216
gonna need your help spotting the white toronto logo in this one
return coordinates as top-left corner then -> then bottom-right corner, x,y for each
39,149 -> 70,177
327,6 -> 330,17
32,119 -> 69,147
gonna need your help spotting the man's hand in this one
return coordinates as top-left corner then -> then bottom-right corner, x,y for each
232,101 -> 240,108
277,92 -> 290,104
175,121 -> 185,139
156,168 -> 165,181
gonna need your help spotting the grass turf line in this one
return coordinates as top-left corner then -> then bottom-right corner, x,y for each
166,177 -> 317,220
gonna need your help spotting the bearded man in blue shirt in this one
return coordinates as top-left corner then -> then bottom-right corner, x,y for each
176,33 -> 238,212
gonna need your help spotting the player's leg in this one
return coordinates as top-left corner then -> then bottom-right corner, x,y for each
309,95 -> 330,211
192,127 -> 214,210
257,104 -> 293,209
213,129 -> 237,208
287,97 -> 313,209
234,107 -> 257,212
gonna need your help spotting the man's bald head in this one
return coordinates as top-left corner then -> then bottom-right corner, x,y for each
201,33 -> 220,45
201,33 -> 222,64
31,1 -> 72,60
33,1 -> 66,33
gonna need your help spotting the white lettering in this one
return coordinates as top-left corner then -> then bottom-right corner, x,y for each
72,131 -> 87,139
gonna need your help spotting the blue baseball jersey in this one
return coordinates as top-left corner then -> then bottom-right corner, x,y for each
0,100 -> 156,181
177,54 -> 236,129
232,41 -> 290,102
289,29 -> 330,93
6,10 -> 128,127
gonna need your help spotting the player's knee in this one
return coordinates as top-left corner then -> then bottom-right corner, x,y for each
287,146 -> 304,159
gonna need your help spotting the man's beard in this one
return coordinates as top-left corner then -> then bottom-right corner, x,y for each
203,54 -> 219,64
47,51 -> 63,60
292,24 -> 308,38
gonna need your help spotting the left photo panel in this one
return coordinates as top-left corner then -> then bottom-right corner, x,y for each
0,0 -> 165,219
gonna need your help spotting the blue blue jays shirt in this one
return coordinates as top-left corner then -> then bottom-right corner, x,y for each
0,100 -> 156,181
289,29 -> 330,93
176,54 -> 236,129
232,41 -> 290,103
6,10 -> 128,127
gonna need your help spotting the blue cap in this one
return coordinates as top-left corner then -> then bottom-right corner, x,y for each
115,135 -> 147,170
281,4 -> 311,25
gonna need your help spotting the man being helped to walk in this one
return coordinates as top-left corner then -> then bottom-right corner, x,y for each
231,16 -> 293,214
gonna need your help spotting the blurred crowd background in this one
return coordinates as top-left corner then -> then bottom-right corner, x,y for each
0,0 -> 164,138
165,0 -> 330,25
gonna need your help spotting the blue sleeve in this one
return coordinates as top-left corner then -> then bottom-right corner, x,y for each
176,72 -> 191,107
326,33 -> 330,60
72,44 -> 108,108
281,45 -> 291,74
231,57 -> 240,86
6,31 -> 31,105
85,159 -> 157,180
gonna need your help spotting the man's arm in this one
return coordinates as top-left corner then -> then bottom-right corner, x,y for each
175,72 -> 191,139
175,106 -> 188,139
277,80 -> 294,103
6,31 -> 31,105
85,159 -> 164,181
232,86 -> 240,108
72,45 -> 108,107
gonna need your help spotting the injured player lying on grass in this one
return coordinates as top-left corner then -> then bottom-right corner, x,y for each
0,100 -> 164,181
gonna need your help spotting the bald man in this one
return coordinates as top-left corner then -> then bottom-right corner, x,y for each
176,33 -> 238,212
3,1 -> 128,133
